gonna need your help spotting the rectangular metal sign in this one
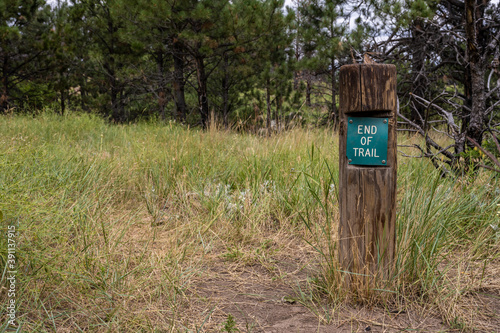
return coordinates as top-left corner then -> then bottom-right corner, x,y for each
346,117 -> 388,166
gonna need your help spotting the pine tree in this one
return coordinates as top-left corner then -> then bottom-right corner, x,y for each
0,0 -> 53,112
71,0 -> 139,122
297,0 -> 366,126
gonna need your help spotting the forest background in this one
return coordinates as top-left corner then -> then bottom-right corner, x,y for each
2,0 -> 500,170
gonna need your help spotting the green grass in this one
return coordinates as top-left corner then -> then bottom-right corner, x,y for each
0,111 -> 498,331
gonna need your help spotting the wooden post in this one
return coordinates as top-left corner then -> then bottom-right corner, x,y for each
338,64 -> 397,287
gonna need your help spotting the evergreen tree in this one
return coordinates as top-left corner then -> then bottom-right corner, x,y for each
297,0 -> 367,126
71,0 -> 140,122
248,0 -> 295,134
0,0 -> 53,112
46,1 -> 86,115
209,0 -> 293,129
117,0 -> 188,121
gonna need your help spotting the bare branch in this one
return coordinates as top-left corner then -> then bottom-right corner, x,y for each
486,84 -> 500,99
397,128 -> 419,132
398,143 -> 453,160
398,151 -> 427,158
410,93 -> 460,134
397,110 -> 456,160
477,164 -> 500,173
467,136 -> 500,169
485,98 -> 500,115
488,130 -> 500,156
431,126 -> 454,139
487,69 -> 495,92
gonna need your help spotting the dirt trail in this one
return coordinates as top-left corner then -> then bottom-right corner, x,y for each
189,256 -> 450,332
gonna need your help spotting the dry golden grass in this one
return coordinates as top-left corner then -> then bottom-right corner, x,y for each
0,113 -> 498,332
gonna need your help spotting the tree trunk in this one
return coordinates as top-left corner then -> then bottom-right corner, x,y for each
275,86 -> 281,132
195,54 -> 209,129
458,59 -> 473,157
172,41 -> 186,121
464,0 -> 487,148
410,19 -> 427,127
105,16 -> 122,123
253,103 -> 259,134
266,78 -> 271,137
80,76 -> 89,112
60,88 -> 66,116
110,69 -> 121,122
222,53 -> 230,129
158,90 -> 166,121
330,60 -> 337,128
294,37 -> 300,90
59,68 -> 66,116
1,56 -> 9,112
156,50 -> 166,121
306,70 -> 311,107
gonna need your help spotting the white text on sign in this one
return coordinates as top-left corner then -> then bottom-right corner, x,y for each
358,125 -> 377,135
353,148 -> 379,157
354,124 -> 379,157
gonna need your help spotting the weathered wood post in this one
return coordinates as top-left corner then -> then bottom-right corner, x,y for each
338,64 -> 397,287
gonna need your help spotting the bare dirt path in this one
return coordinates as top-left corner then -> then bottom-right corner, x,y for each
188,251 -> 450,332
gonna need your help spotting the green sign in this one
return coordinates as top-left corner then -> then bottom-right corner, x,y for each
346,117 -> 388,166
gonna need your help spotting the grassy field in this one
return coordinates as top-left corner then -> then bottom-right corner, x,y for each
1,112 -> 499,332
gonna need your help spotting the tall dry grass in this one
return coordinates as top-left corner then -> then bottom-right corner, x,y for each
0,112 -> 498,331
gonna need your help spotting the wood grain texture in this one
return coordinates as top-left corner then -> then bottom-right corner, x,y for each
339,65 -> 361,114
339,64 -> 397,286
361,65 -> 397,112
